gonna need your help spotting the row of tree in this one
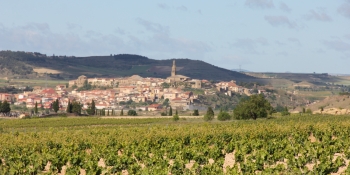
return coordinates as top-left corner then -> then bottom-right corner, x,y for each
203,94 -> 285,121
66,100 -> 82,115
92,109 -> 138,116
26,94 -> 291,119
161,106 -> 173,116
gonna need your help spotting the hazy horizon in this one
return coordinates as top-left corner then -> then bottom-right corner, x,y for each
1,1 -> 349,74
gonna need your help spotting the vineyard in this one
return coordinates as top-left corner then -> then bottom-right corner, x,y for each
1,115 -> 350,174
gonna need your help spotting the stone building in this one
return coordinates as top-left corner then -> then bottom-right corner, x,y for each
166,60 -> 201,88
166,60 -> 190,83
69,75 -> 87,87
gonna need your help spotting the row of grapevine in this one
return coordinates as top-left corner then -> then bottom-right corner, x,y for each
1,115 -> 350,174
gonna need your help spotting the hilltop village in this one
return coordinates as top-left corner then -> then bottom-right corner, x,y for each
0,61 -> 259,115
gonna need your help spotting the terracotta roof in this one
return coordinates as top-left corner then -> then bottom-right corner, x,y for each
41,88 -> 57,94
148,104 -> 161,108
172,97 -> 182,101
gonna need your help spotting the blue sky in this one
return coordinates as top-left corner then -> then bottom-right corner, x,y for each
1,0 -> 350,74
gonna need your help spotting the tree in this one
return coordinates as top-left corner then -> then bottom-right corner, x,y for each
71,101 -> 81,115
204,107 -> 214,121
120,109 -> 124,116
91,100 -> 96,115
163,98 -> 169,107
217,109 -> 231,121
281,106 -> 290,116
233,94 -> 273,120
107,110 -> 110,116
127,110 -> 137,116
67,100 -> 72,113
169,106 -> 173,116
320,107 -> 324,114
53,99 -> 59,113
173,114 -> 179,121
306,108 -> 312,115
34,102 -> 38,114
86,102 -> 95,116
161,82 -> 170,88
102,109 -> 105,116
275,105 -> 285,112
0,100 -> 11,113
193,109 -> 199,116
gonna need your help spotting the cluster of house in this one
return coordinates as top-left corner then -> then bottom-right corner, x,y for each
1,79 -> 259,114
0,61 -> 270,114
68,60 -> 202,89
2,78 -> 196,113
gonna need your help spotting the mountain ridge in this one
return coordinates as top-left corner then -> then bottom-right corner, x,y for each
0,51 -> 254,81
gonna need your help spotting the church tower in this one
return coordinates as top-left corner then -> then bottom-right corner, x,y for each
171,60 -> 176,76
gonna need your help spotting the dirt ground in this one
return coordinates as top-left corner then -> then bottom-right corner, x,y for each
33,68 -> 62,74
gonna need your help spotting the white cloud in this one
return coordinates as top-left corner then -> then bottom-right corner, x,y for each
157,3 -> 170,9
279,2 -> 291,13
66,23 -> 82,30
275,40 -> 286,46
338,2 -> 350,19
245,0 -> 274,9
177,5 -> 188,12
264,15 -> 297,28
157,4 -> 189,12
304,10 -> 332,22
277,51 -> 288,56
136,18 -> 169,34
256,37 -> 269,45
345,34 -> 350,40
221,55 -> 252,65
288,38 -> 301,46
231,37 -> 268,54
0,22 -> 211,59
323,39 -> 350,52
114,27 -> 125,35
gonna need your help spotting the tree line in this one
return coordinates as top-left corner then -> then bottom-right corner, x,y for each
202,94 -> 292,121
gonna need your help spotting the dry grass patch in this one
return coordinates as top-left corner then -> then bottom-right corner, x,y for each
33,68 -> 62,74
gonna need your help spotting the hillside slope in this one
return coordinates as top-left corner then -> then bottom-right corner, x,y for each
293,95 -> 350,114
0,51 -> 254,81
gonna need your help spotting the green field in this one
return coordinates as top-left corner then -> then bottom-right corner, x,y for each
336,76 -> 350,86
8,79 -> 68,88
1,115 -> 350,174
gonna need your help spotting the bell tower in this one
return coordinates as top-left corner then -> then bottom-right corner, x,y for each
171,60 -> 176,76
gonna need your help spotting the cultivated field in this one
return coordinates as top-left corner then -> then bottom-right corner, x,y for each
33,68 -> 62,74
8,79 -> 68,88
1,115 -> 350,174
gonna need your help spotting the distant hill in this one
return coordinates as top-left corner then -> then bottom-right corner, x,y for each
231,69 -> 250,72
0,51 -> 254,81
245,72 -> 339,84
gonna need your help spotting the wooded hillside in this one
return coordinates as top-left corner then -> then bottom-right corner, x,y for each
0,51 -> 254,81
